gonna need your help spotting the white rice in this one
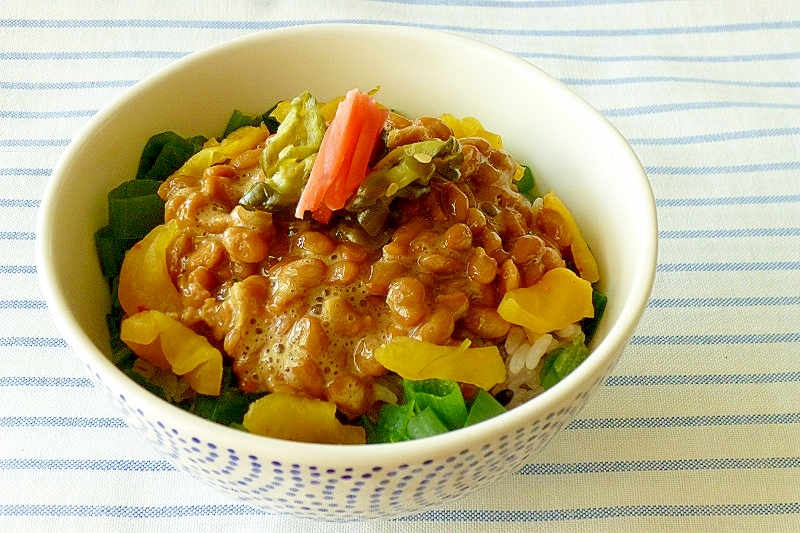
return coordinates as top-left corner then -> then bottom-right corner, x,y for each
525,333 -> 553,369
494,322 -> 583,409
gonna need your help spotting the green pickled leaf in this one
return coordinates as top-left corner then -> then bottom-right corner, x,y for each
345,136 -> 462,236
539,336 -> 591,390
136,131 -> 206,181
348,137 -> 461,211
464,389 -> 506,427
254,91 -> 326,208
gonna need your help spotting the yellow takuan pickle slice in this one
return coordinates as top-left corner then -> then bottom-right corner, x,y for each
374,337 -> 506,390
243,392 -> 366,445
439,113 -> 503,149
120,310 -> 222,396
497,267 -> 594,335
117,219 -> 182,316
175,124 -> 271,178
542,191 -> 600,283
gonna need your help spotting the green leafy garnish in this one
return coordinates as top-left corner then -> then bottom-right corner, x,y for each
108,180 -> 165,240
539,335 -> 591,390
223,108 -> 280,138
464,389 -> 506,427
191,368 -> 260,427
94,226 -> 136,280
367,378 -> 506,443
136,131 -> 206,181
404,379 -> 468,431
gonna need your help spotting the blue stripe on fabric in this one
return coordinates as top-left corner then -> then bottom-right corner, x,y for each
0,110 -> 95,119
2,456 -> 795,475
0,416 -> 125,428
0,168 -> 51,177
601,101 -> 800,117
0,232 -> 35,241
376,0 -> 666,7
0,300 -> 48,309
0,199 -> 41,208
656,194 -> 800,207
0,504 -> 271,518
6,48 -> 800,64
646,161 -> 800,175
0,266 -> 36,274
4,412 -> 795,430
0,139 -> 69,148
0,50 -> 186,61
0,336 -> 65,347
657,262 -> 800,272
0,458 -> 173,471
563,75 -> 800,89
4,102 -> 798,125
3,18 -> 800,36
408,503 -> 800,521
629,127 -> 800,145
0,80 -> 136,90
0,376 -> 91,387
518,456 -> 800,475
567,413 -> 800,430
659,228 -> 800,239
519,50 -> 800,63
630,333 -> 800,346
649,296 -> 800,308
1,502 -> 798,519
606,373 -> 800,386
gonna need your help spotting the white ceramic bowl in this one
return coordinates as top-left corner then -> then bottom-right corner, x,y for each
36,24 -> 657,521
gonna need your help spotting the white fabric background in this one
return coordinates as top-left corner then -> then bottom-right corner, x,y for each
1,1 -> 799,531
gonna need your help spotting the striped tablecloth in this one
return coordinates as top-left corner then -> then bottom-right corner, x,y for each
2,2 -> 799,531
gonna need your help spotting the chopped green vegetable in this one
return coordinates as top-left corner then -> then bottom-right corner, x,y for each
464,389 -> 506,427
136,131 -> 206,181
372,401 -> 416,443
539,335 -> 591,390
582,289 -> 608,343
97,129 -> 205,279
403,379 -> 468,431
406,407 -> 449,439
368,378 -> 506,443
516,165 -> 536,201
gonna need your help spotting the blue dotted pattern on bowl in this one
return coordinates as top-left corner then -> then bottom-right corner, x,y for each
92,365 -> 601,520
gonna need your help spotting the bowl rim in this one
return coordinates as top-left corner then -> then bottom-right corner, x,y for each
35,22 -> 658,463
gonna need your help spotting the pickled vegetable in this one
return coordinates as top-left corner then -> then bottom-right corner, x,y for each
243,392 -> 366,444
120,310 -> 222,396
497,267 -> 594,334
